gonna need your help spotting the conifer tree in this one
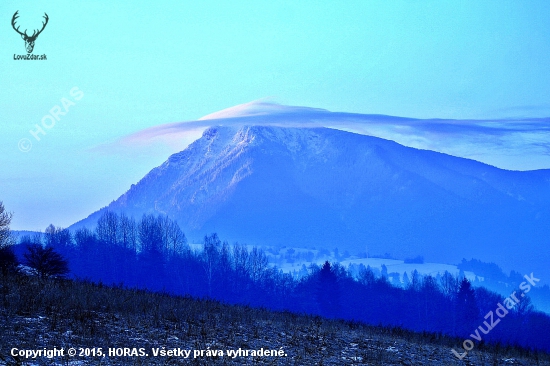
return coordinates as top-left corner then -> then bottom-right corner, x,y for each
316,261 -> 340,317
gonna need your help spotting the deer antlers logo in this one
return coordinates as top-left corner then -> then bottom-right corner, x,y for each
12,11 -> 49,54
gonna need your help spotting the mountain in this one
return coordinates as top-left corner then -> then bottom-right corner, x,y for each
72,125 -> 550,280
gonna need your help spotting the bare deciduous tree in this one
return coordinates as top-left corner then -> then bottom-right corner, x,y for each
250,246 -> 268,283
24,244 -> 69,279
203,233 -> 221,297
0,201 -> 14,249
120,213 -> 138,253
440,270 -> 459,300
44,224 -> 72,248
138,214 -> 163,253
0,201 -> 18,275
233,242 -> 250,281
96,211 -> 120,247
159,216 -> 187,257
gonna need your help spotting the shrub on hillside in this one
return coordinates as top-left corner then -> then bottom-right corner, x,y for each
24,244 -> 69,279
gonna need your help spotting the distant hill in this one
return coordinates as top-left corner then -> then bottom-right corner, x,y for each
71,126 -> 550,281
10,230 -> 41,241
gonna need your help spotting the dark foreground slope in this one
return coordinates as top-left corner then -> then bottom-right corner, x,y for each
1,274 -> 548,366
72,126 -> 550,280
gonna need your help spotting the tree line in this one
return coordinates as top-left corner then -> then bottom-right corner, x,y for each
1,204 -> 549,353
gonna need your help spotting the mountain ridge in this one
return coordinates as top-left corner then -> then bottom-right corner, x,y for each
71,125 -> 550,280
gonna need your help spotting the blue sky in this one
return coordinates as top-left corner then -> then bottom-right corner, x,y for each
2,0 -> 550,230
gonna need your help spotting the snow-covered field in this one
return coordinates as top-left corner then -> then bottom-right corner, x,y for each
189,243 -> 479,284
276,255 -> 478,282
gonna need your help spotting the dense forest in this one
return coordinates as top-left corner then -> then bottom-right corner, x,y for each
2,207 -> 550,354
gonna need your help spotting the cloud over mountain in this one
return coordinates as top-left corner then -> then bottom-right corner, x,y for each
94,101 -> 550,170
